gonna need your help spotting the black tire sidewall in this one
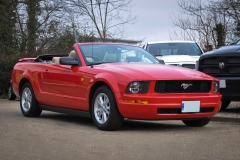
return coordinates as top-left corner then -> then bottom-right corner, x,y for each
182,118 -> 211,127
8,85 -> 16,100
91,86 -> 123,130
20,82 -> 41,117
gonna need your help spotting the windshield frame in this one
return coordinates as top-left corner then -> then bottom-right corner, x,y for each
78,44 -> 160,66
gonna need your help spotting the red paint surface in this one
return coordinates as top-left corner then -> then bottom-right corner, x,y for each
12,43 -> 221,120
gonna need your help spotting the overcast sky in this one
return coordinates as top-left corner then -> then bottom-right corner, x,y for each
125,0 -> 180,43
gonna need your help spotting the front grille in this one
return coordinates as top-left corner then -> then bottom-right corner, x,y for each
157,107 -> 214,114
169,64 -> 195,69
182,64 -> 195,69
155,80 -> 211,93
199,56 -> 240,76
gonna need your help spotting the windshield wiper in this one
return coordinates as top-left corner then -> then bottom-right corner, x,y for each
154,54 -> 163,56
88,62 -> 105,66
88,61 -> 117,66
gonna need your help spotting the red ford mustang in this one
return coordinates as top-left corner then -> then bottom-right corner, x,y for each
12,43 -> 222,130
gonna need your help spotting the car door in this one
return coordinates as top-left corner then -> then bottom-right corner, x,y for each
40,63 -> 79,109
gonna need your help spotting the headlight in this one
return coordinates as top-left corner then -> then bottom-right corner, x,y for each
125,81 -> 150,94
214,81 -> 219,93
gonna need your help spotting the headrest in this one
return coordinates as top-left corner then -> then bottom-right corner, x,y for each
69,50 -> 77,59
52,57 -> 61,64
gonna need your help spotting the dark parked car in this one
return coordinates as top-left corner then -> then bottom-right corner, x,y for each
196,45 -> 240,110
8,79 -> 16,100
229,39 -> 240,45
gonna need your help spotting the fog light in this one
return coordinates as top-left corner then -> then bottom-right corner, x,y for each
124,99 -> 149,104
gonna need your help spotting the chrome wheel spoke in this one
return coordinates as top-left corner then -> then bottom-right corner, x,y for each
103,97 -> 109,106
102,111 -> 107,122
97,96 -> 104,106
104,108 -> 109,115
21,87 -> 32,112
94,93 -> 110,124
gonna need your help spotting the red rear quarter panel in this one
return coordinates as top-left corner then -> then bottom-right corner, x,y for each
12,62 -> 44,98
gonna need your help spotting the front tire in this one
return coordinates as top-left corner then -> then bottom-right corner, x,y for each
20,82 -> 42,117
91,86 -> 123,131
8,84 -> 16,100
182,118 -> 211,127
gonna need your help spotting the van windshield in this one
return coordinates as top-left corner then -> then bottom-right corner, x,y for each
146,43 -> 203,56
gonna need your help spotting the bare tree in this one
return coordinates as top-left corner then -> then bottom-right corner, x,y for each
216,0 -> 240,39
171,0 -> 217,51
15,0 -> 65,55
68,0 -> 137,41
171,0 -> 240,51
0,0 -> 18,55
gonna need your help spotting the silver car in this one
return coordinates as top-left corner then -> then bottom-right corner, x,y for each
143,41 -> 203,69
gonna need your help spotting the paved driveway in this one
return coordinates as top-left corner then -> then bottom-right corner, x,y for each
0,99 -> 240,160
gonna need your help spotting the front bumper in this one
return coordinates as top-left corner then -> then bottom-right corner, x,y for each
218,77 -> 240,101
117,93 -> 222,120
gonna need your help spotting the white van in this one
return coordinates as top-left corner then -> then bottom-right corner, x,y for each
143,41 -> 204,69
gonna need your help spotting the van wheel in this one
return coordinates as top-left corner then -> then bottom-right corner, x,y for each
20,82 -> 42,117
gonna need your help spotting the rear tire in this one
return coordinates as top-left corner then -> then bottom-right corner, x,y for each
91,86 -> 123,131
182,118 -> 211,127
20,82 -> 42,117
8,84 -> 16,100
220,100 -> 231,111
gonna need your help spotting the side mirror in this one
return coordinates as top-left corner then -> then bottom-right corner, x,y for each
59,57 -> 78,65
157,58 -> 165,64
158,59 -> 165,64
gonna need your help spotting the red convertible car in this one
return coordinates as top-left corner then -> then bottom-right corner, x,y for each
12,43 -> 222,130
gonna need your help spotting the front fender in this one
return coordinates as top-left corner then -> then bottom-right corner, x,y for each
87,72 -> 127,109
90,72 -> 121,93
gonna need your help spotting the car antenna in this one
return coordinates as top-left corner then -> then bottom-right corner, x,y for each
91,22 -> 94,68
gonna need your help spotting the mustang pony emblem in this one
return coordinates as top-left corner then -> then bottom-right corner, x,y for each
219,62 -> 225,69
181,83 -> 193,89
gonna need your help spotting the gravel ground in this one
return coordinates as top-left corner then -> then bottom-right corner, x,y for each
212,101 -> 240,123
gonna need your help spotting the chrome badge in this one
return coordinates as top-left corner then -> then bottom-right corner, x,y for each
219,62 -> 225,69
181,83 -> 192,89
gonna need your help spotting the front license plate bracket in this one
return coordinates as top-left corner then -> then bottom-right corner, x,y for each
182,101 -> 200,113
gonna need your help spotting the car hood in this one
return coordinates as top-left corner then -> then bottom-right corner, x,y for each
94,63 -> 214,80
156,55 -> 200,64
200,45 -> 240,59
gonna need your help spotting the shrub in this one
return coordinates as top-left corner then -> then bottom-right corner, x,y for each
0,54 -> 21,97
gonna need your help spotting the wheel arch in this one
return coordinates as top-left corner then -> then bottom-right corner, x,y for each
88,73 -> 122,113
19,78 -> 31,94
89,81 -> 108,113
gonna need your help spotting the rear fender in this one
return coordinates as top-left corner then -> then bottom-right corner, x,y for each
20,70 -> 38,96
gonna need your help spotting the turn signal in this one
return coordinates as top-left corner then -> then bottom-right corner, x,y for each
124,99 -> 149,104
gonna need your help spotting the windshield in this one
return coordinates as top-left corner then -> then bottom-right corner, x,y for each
146,43 -> 203,56
79,44 -> 160,65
